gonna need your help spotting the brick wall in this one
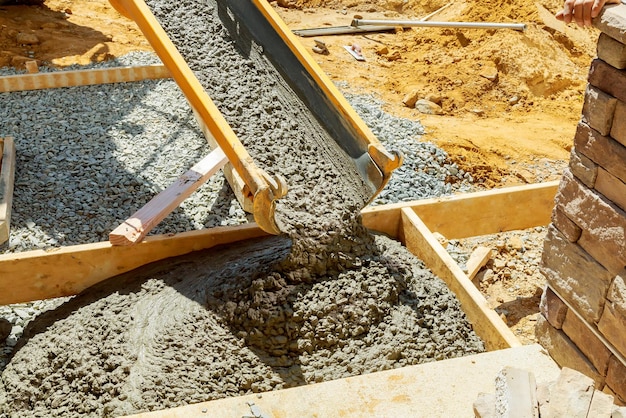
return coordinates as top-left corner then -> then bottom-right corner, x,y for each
537,4 -> 626,404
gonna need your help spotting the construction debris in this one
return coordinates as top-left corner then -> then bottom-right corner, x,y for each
311,39 -> 328,55
474,367 -> 626,418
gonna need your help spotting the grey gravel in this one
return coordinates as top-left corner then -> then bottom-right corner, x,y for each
0,50 -> 475,374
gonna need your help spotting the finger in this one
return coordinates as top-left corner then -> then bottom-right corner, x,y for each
583,0 -> 594,26
561,0 -> 575,23
573,0 -> 585,26
591,0 -> 605,17
556,9 -> 565,21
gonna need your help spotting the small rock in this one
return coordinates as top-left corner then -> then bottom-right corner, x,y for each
0,318 -> 11,342
509,95 -> 520,105
508,236 -> 524,251
402,90 -> 420,108
415,99 -> 443,115
385,50 -> 402,61
424,93 -> 442,105
376,46 -> 389,55
479,65 -> 498,82
16,32 -> 40,45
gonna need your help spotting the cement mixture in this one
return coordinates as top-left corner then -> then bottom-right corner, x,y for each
0,1 -> 484,416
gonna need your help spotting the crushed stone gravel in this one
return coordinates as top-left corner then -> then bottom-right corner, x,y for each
0,3 -> 482,413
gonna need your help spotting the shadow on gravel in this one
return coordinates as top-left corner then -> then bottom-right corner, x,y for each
0,70 -> 241,253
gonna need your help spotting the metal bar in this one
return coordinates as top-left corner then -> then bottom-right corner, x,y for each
352,19 -> 527,31
293,25 -> 396,37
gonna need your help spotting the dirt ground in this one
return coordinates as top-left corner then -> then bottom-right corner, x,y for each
0,0 -> 598,344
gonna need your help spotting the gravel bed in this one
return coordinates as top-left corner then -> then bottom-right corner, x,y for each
0,6 -> 479,411
0,52 -> 473,364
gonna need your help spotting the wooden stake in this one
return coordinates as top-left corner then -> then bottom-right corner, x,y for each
0,137 -> 16,245
467,246 -> 493,284
0,64 -> 170,93
400,207 -> 521,350
109,147 -> 228,246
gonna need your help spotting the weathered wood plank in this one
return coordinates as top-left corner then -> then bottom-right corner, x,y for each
0,224 -> 268,305
109,148 -> 228,246
0,137 -> 16,245
400,207 -> 521,350
0,64 -> 170,92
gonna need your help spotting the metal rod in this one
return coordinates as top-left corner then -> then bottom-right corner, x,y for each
351,19 -> 527,32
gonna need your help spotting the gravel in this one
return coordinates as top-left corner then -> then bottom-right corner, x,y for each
0,49 -> 474,371
0,4 -> 479,411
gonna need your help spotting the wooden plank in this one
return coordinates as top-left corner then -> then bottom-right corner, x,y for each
467,246 -> 493,283
361,181 -> 559,240
191,107 -> 254,213
0,137 -> 16,245
109,148 -> 228,246
123,345 -> 560,418
400,207 -> 521,350
0,64 -> 170,92
0,224 -> 268,305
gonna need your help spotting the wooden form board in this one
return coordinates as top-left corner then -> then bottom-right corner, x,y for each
123,344 -> 560,418
0,137 -> 16,245
400,208 -> 520,350
361,181 -> 559,239
0,224 -> 268,306
109,148 -> 228,245
0,182 -> 559,351
0,64 -> 170,92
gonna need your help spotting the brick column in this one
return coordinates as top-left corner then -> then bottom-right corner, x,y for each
537,4 -> 626,404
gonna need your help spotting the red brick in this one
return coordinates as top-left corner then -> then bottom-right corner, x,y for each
610,99 -> 626,147
595,167 -> 626,212
582,85 -> 617,136
541,225 -> 612,323
606,356 -> 626,403
551,207 -> 582,242
563,309 -> 612,374
569,147 -> 597,188
540,286 -> 568,328
556,169 -> 626,274
597,32 -> 626,70
598,273 -> 626,358
574,121 -> 626,183
536,314 -> 604,387
588,59 -> 626,103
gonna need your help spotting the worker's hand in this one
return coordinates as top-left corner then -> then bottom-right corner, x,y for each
556,0 -> 621,27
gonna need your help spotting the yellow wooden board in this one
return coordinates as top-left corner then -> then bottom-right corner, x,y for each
123,344 -> 560,418
0,224 -> 268,305
400,208 -> 521,350
0,64 -> 170,92
362,181 -> 559,240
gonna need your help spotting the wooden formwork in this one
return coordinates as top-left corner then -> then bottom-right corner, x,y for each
0,66 -> 561,415
0,67 -> 561,349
